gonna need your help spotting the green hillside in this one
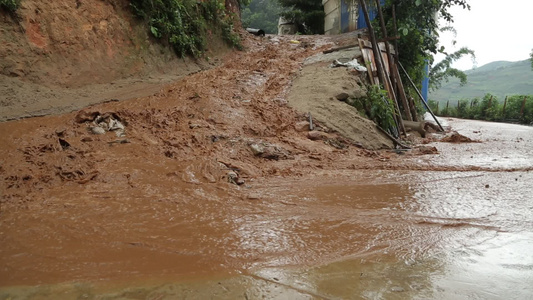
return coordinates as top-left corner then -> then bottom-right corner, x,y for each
429,59 -> 533,104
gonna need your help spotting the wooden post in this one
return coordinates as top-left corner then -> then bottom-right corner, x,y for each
457,100 -> 460,115
436,102 -> 439,115
374,0 -> 413,122
521,96 -> 527,118
359,0 -> 405,136
502,96 -> 508,116
446,100 -> 449,116
392,5 -> 418,122
398,62 -> 444,131
408,96 -> 419,121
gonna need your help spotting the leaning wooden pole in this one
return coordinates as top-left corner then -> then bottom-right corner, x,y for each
359,0 -> 405,136
375,0 -> 413,121
392,5 -> 418,121
398,62 -> 445,132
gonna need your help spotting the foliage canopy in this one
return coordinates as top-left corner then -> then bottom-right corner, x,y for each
429,47 -> 475,91
278,0 -> 324,34
241,0 -> 281,34
379,0 -> 471,85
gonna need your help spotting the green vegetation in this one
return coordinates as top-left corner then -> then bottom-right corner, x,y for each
429,93 -> 533,125
429,59 -> 533,103
129,0 -> 242,57
241,0 -> 281,34
0,0 -> 19,12
352,86 -> 396,131
278,0 -> 324,34
429,47 -> 475,91
379,0 -> 471,85
530,49 -> 533,70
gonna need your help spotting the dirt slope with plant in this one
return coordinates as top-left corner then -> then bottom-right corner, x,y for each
0,0 -> 228,121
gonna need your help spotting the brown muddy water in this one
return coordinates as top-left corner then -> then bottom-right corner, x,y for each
1,119 -> 532,299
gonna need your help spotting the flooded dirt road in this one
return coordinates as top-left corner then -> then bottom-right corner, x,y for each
1,31 -> 532,299
1,116 -> 532,299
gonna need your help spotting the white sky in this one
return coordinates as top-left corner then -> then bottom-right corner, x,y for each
434,0 -> 532,70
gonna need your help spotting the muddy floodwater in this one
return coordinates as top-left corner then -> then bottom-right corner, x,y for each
1,118 -> 532,299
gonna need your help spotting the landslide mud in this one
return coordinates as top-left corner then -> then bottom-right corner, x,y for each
1,32 -> 533,299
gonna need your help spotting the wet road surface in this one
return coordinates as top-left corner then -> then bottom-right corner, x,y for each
1,118 -> 532,299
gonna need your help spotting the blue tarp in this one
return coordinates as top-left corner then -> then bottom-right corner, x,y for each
357,0 -> 385,29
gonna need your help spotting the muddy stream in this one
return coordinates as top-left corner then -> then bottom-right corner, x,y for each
1,117 -> 532,299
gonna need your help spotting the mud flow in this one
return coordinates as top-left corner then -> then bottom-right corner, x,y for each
1,32 -> 532,298
1,116 -> 532,299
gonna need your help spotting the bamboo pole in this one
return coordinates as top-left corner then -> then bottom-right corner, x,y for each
359,0 -> 405,136
398,62 -> 444,131
374,0 -> 412,122
392,5 -> 418,122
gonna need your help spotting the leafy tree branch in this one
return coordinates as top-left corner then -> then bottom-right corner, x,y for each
429,47 -> 475,90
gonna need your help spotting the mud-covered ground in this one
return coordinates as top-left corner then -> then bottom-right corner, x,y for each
1,33 -> 533,299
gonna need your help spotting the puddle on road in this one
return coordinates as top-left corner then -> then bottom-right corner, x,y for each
2,170 -> 532,299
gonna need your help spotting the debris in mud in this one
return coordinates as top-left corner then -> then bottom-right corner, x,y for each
248,142 -> 291,160
325,138 -> 348,149
226,171 -> 245,185
391,286 -> 405,292
75,110 -> 126,137
416,146 -> 438,155
330,58 -> 368,72
440,132 -> 479,143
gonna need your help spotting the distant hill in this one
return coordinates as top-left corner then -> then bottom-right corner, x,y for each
429,59 -> 533,104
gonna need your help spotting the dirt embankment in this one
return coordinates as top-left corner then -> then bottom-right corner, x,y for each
0,0 -> 225,121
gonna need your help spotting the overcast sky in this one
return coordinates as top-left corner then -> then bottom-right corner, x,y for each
434,0 -> 532,70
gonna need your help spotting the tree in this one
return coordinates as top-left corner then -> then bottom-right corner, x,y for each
278,0 -> 324,34
242,0 -> 281,34
429,47 -> 475,91
530,49 -> 533,70
379,0 -> 471,86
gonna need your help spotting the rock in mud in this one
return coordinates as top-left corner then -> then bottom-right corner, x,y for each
91,126 -> 106,135
307,131 -> 330,141
295,121 -> 311,132
75,110 -> 99,123
249,143 -> 265,156
335,92 -> 350,101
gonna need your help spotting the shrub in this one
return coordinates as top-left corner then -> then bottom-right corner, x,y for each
364,86 -> 396,131
130,0 -> 242,57
0,0 -> 19,12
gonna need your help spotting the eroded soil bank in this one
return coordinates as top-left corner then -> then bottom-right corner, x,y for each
1,32 -> 532,299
